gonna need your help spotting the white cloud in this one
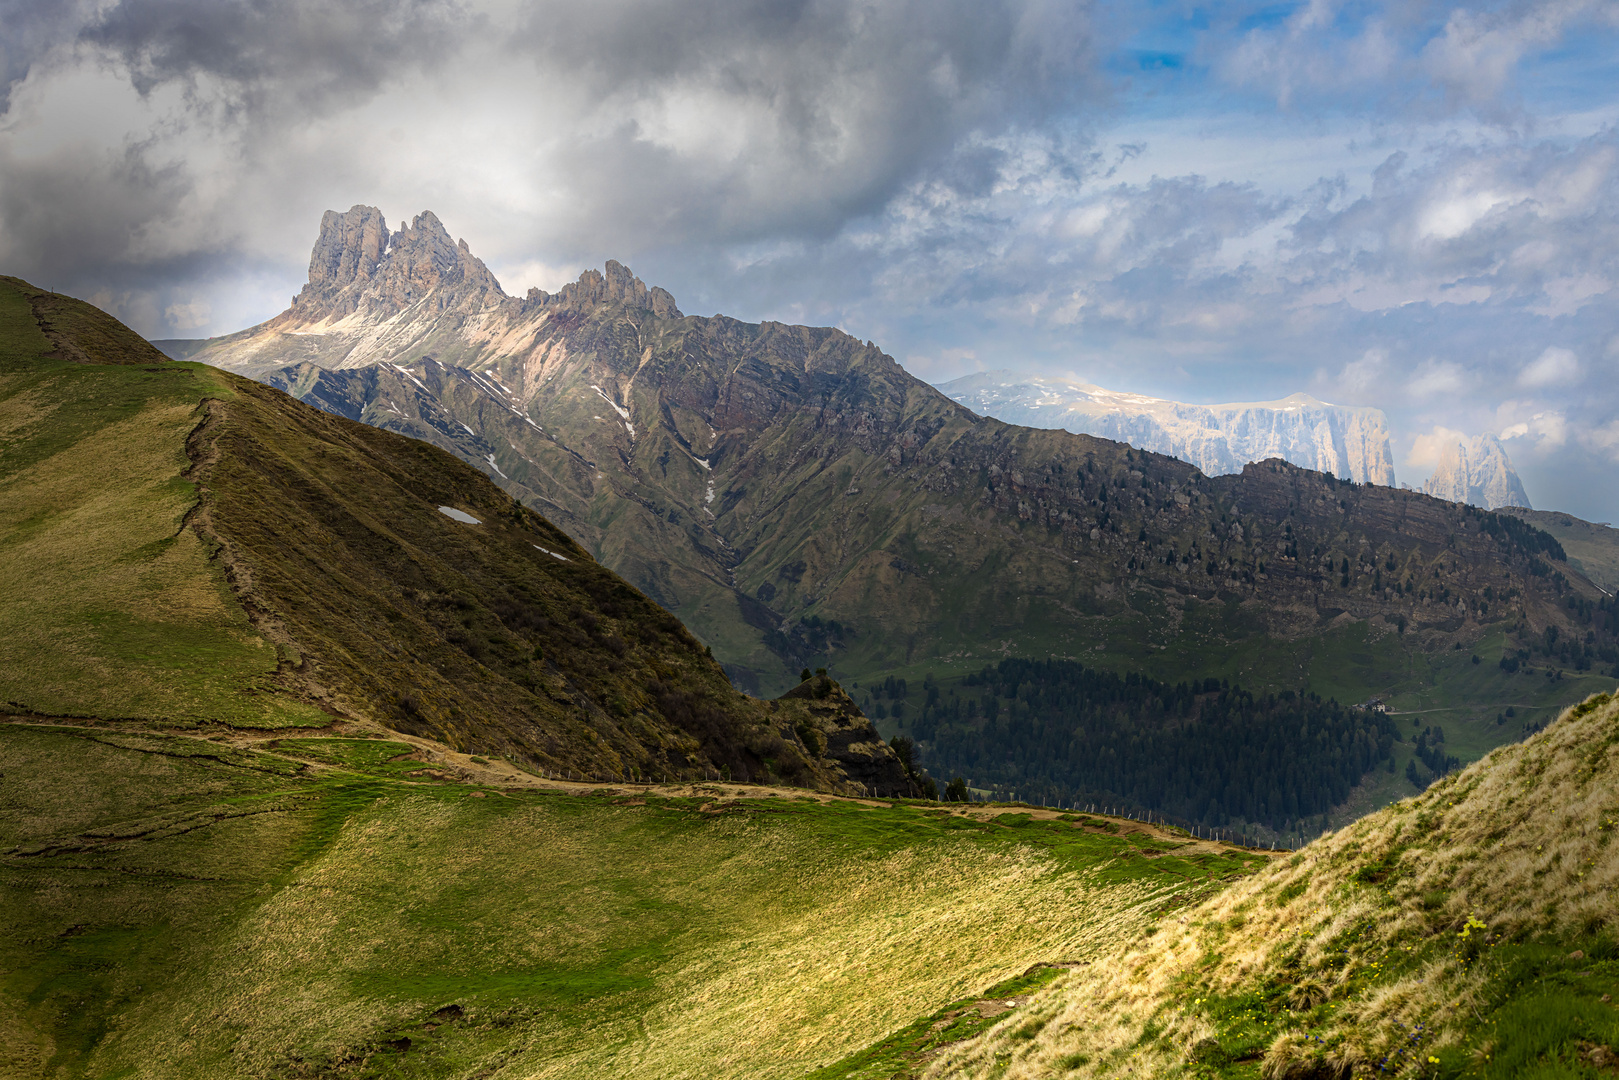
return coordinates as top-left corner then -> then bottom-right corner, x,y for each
491,258 -> 588,298
1585,419 -> 1619,461
1518,346 -> 1580,387
1408,425 -> 1467,471
1497,406 -> 1569,448
1406,360 -> 1467,399
1421,0 -> 1619,111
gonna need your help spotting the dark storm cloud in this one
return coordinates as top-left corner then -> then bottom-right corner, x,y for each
81,0 -> 469,111
0,0 -> 1099,317
497,0 -> 1099,247
0,0 -> 91,111
0,140 -> 190,283
0,0 -> 475,322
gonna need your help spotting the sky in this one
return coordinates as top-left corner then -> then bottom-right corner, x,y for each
1,0 -> 1617,521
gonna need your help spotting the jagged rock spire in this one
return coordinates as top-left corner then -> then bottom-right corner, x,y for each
546,259 -> 682,319
307,205 -> 389,289
279,205 -> 506,326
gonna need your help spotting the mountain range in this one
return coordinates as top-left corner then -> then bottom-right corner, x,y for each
937,371 -> 1398,486
156,207 -> 1611,722
9,209 -> 1617,1080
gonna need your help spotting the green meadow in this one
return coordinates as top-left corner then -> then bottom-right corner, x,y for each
0,724 -> 1265,1079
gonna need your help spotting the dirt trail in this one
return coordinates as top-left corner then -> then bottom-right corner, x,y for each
2,712 -> 1289,858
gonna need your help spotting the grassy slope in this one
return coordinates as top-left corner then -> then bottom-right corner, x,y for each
1499,507 -> 1619,593
0,278 -> 327,728
926,690 -> 1619,1080
0,723 -> 1265,1079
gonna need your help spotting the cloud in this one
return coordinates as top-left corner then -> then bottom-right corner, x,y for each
80,0 -> 468,114
1420,0 -> 1619,113
1585,419 -> 1619,461
1209,0 -> 1619,120
1498,408 -> 1568,448
1518,345 -> 1580,387
1333,348 -> 1389,399
0,0 -> 1103,336
163,298 -> 211,331
1408,425 -> 1467,471
1406,360 -> 1468,399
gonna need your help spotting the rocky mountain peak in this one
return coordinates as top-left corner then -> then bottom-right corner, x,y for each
940,371 -> 1398,486
307,205 -> 389,289
1422,433 -> 1531,510
277,205 -> 506,328
544,259 -> 682,319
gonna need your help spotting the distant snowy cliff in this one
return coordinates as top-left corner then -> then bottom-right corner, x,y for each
1421,434 -> 1531,510
939,371 -> 1397,486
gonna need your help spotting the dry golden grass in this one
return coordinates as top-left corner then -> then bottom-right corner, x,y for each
929,690 -> 1619,1079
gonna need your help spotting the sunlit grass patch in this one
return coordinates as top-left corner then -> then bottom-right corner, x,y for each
925,692 -> 1619,1080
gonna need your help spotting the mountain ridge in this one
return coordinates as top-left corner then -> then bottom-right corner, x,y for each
937,369 -> 1398,487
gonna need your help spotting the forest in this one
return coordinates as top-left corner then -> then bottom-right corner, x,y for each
875,659 -> 1399,831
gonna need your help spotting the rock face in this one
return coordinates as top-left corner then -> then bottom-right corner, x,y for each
165,206 -> 1606,697
939,371 -> 1397,486
1421,434 -> 1531,511
280,206 -> 505,326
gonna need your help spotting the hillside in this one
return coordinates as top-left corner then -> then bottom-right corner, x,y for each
164,208 -> 1612,738
1500,506 -> 1619,593
922,688 -> 1619,1079
0,713 -> 1275,1079
937,372 -> 1397,486
0,274 -> 905,793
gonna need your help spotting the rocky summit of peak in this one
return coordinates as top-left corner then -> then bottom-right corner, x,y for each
547,259 -> 682,318
272,204 -> 507,331
1422,432 -> 1531,511
185,207 -> 678,379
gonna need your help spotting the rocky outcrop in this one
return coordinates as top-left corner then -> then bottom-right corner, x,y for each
939,372 -> 1397,487
305,204 -> 388,293
1422,434 -> 1530,510
777,675 -> 910,796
